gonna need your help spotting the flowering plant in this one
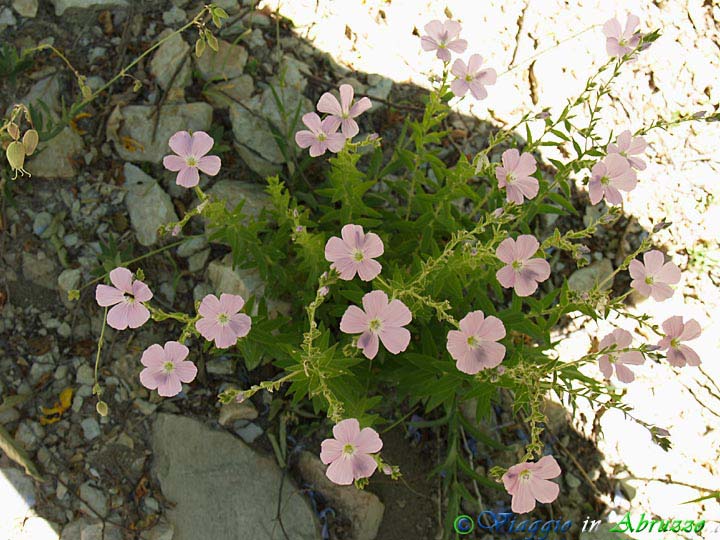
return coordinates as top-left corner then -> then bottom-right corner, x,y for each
5,7 -> 716,536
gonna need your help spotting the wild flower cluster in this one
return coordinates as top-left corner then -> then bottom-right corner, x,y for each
2,5 -> 715,534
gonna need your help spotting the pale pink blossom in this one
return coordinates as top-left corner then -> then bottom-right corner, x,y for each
95,267 -> 153,330
450,54 -> 497,100
502,456 -> 561,514
162,131 -> 221,188
657,316 -> 702,367
495,235 -> 551,297
598,328 -> 644,383
603,15 -> 641,58
195,293 -> 252,349
320,418 -> 382,485
325,224 -> 384,281
588,154 -> 637,205
607,129 -> 647,170
629,250 -> 681,301
420,19 -> 467,62
139,341 -> 197,397
295,113 -> 346,157
317,84 -> 372,139
447,311 -> 506,374
495,148 -> 539,204
340,290 -> 412,360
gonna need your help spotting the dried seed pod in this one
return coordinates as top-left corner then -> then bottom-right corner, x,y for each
22,129 -> 39,156
7,122 -> 20,140
6,140 -> 26,173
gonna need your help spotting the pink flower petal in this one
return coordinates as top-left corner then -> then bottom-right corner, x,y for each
496,265 -> 516,288
473,341 -> 505,368
502,149 -> 520,171
320,438 -> 344,464
628,259 -> 646,280
96,284 -> 124,307
309,140 -> 328,157
325,133 -> 347,153
132,280 -> 153,303
532,456 -> 561,479
139,366 -> 164,391
678,344 -> 701,366
350,453 -> 378,480
420,35 -> 439,52
219,293 -> 246,314
446,330 -> 468,363
514,272 -> 539,297
643,250 -> 665,273
450,79 -> 469,97
332,257 -> 359,280
190,131 -> 214,157
229,313 -> 251,339
476,315 -> 506,341
317,92 -> 343,116
495,238 -> 517,264
650,283 -> 674,301
325,236 -> 351,262
384,299 -> 412,327
340,118 -> 360,139
340,305 -> 369,334
295,130 -> 317,149
614,363 -> 636,383
168,131 -> 192,156
655,262 -> 681,285
176,166 -> 200,188
362,232 -> 384,258
339,84 -> 354,113
196,317 -> 222,343
515,235 -> 540,261
379,326 -> 411,354
362,290 -> 388,319
679,319 -> 701,341
326,456 -> 354,485
333,418 -> 360,444
423,20 -> 444,41
603,18 -> 621,39
349,97 -> 372,118
354,427 -> 383,453
106,302 -> 131,330
197,155 -> 221,176
357,331 -> 380,359
301,112 -> 323,134
598,356 -> 613,379
458,311 -> 485,335
529,477 -> 560,504
157,375 -> 183,397
511,481 -> 536,514
141,344 -> 165,367
164,341 -> 189,362
468,80 -> 489,100
109,267 -> 134,294
126,303 -> 150,329
356,259 -> 382,281
515,152 -> 537,177
198,294 -> 222,318
661,316 -> 684,338
450,58 -> 467,78
446,38 -> 467,53
174,360 -> 198,383
163,155 -> 186,172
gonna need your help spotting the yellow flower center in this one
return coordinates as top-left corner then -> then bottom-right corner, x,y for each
186,156 -> 197,167
353,250 -> 365,262
217,313 -> 230,325
342,443 -> 355,455
644,276 -> 654,285
369,319 -> 382,332
163,361 -> 175,374
466,335 -> 479,348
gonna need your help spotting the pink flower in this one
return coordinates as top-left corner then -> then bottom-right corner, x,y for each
587,154 -> 637,205
420,19 -> 467,62
447,311 -> 506,374
139,341 -> 198,397
603,15 -> 641,58
607,129 -> 647,170
495,148 -> 539,204
495,235 -> 551,297
295,113 -> 346,157
502,456 -> 561,514
629,250 -> 681,301
320,418 -> 382,485
195,293 -> 252,349
95,267 -> 153,330
340,290 -> 412,360
450,54 -> 497,100
162,131 -> 221,188
598,328 -> 644,383
317,84 -> 372,139
325,224 -> 384,281
657,316 -> 702,367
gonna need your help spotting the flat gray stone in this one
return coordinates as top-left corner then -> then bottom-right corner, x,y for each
568,258 -> 614,293
204,75 -> 254,109
13,0 -> 39,18
149,32 -> 191,101
50,0 -> 128,16
124,164 -> 178,246
207,254 -> 264,301
152,414 -> 319,540
195,39 -> 248,81
0,468 -> 36,540
26,127 -> 85,179
205,178 -> 270,220
107,103 -> 212,163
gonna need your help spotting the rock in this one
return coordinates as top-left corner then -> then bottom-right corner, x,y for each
26,127 -> 85,179
205,179 -> 270,221
187,249 -> 210,273
176,236 -> 208,257
76,364 -> 95,385
107,103 -> 212,163
234,422 -> 263,443
0,468 -> 36,540
13,0 -> 38,18
0,406 -> 20,424
366,74 -> 392,104
33,212 -> 53,237
162,5 -> 186,25
152,414 -> 319,540
196,39 -> 248,81
60,517 -> 119,540
565,472 -> 581,489
0,7 -> 16,28
79,482 -> 108,518
29,361 -> 54,384
22,251 -> 56,289
18,517 -> 60,540
50,0 -> 128,16
149,32 -> 191,101
567,258 -> 614,293
57,268 -> 81,295
141,521 -> 174,540
207,254 -> 264,301
123,164 -> 178,246
206,357 -> 236,376
273,56 -> 311,93
20,76 -> 60,115
81,417 -> 101,440
204,75 -> 254,109
297,451 -> 384,540
218,400 -> 258,426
